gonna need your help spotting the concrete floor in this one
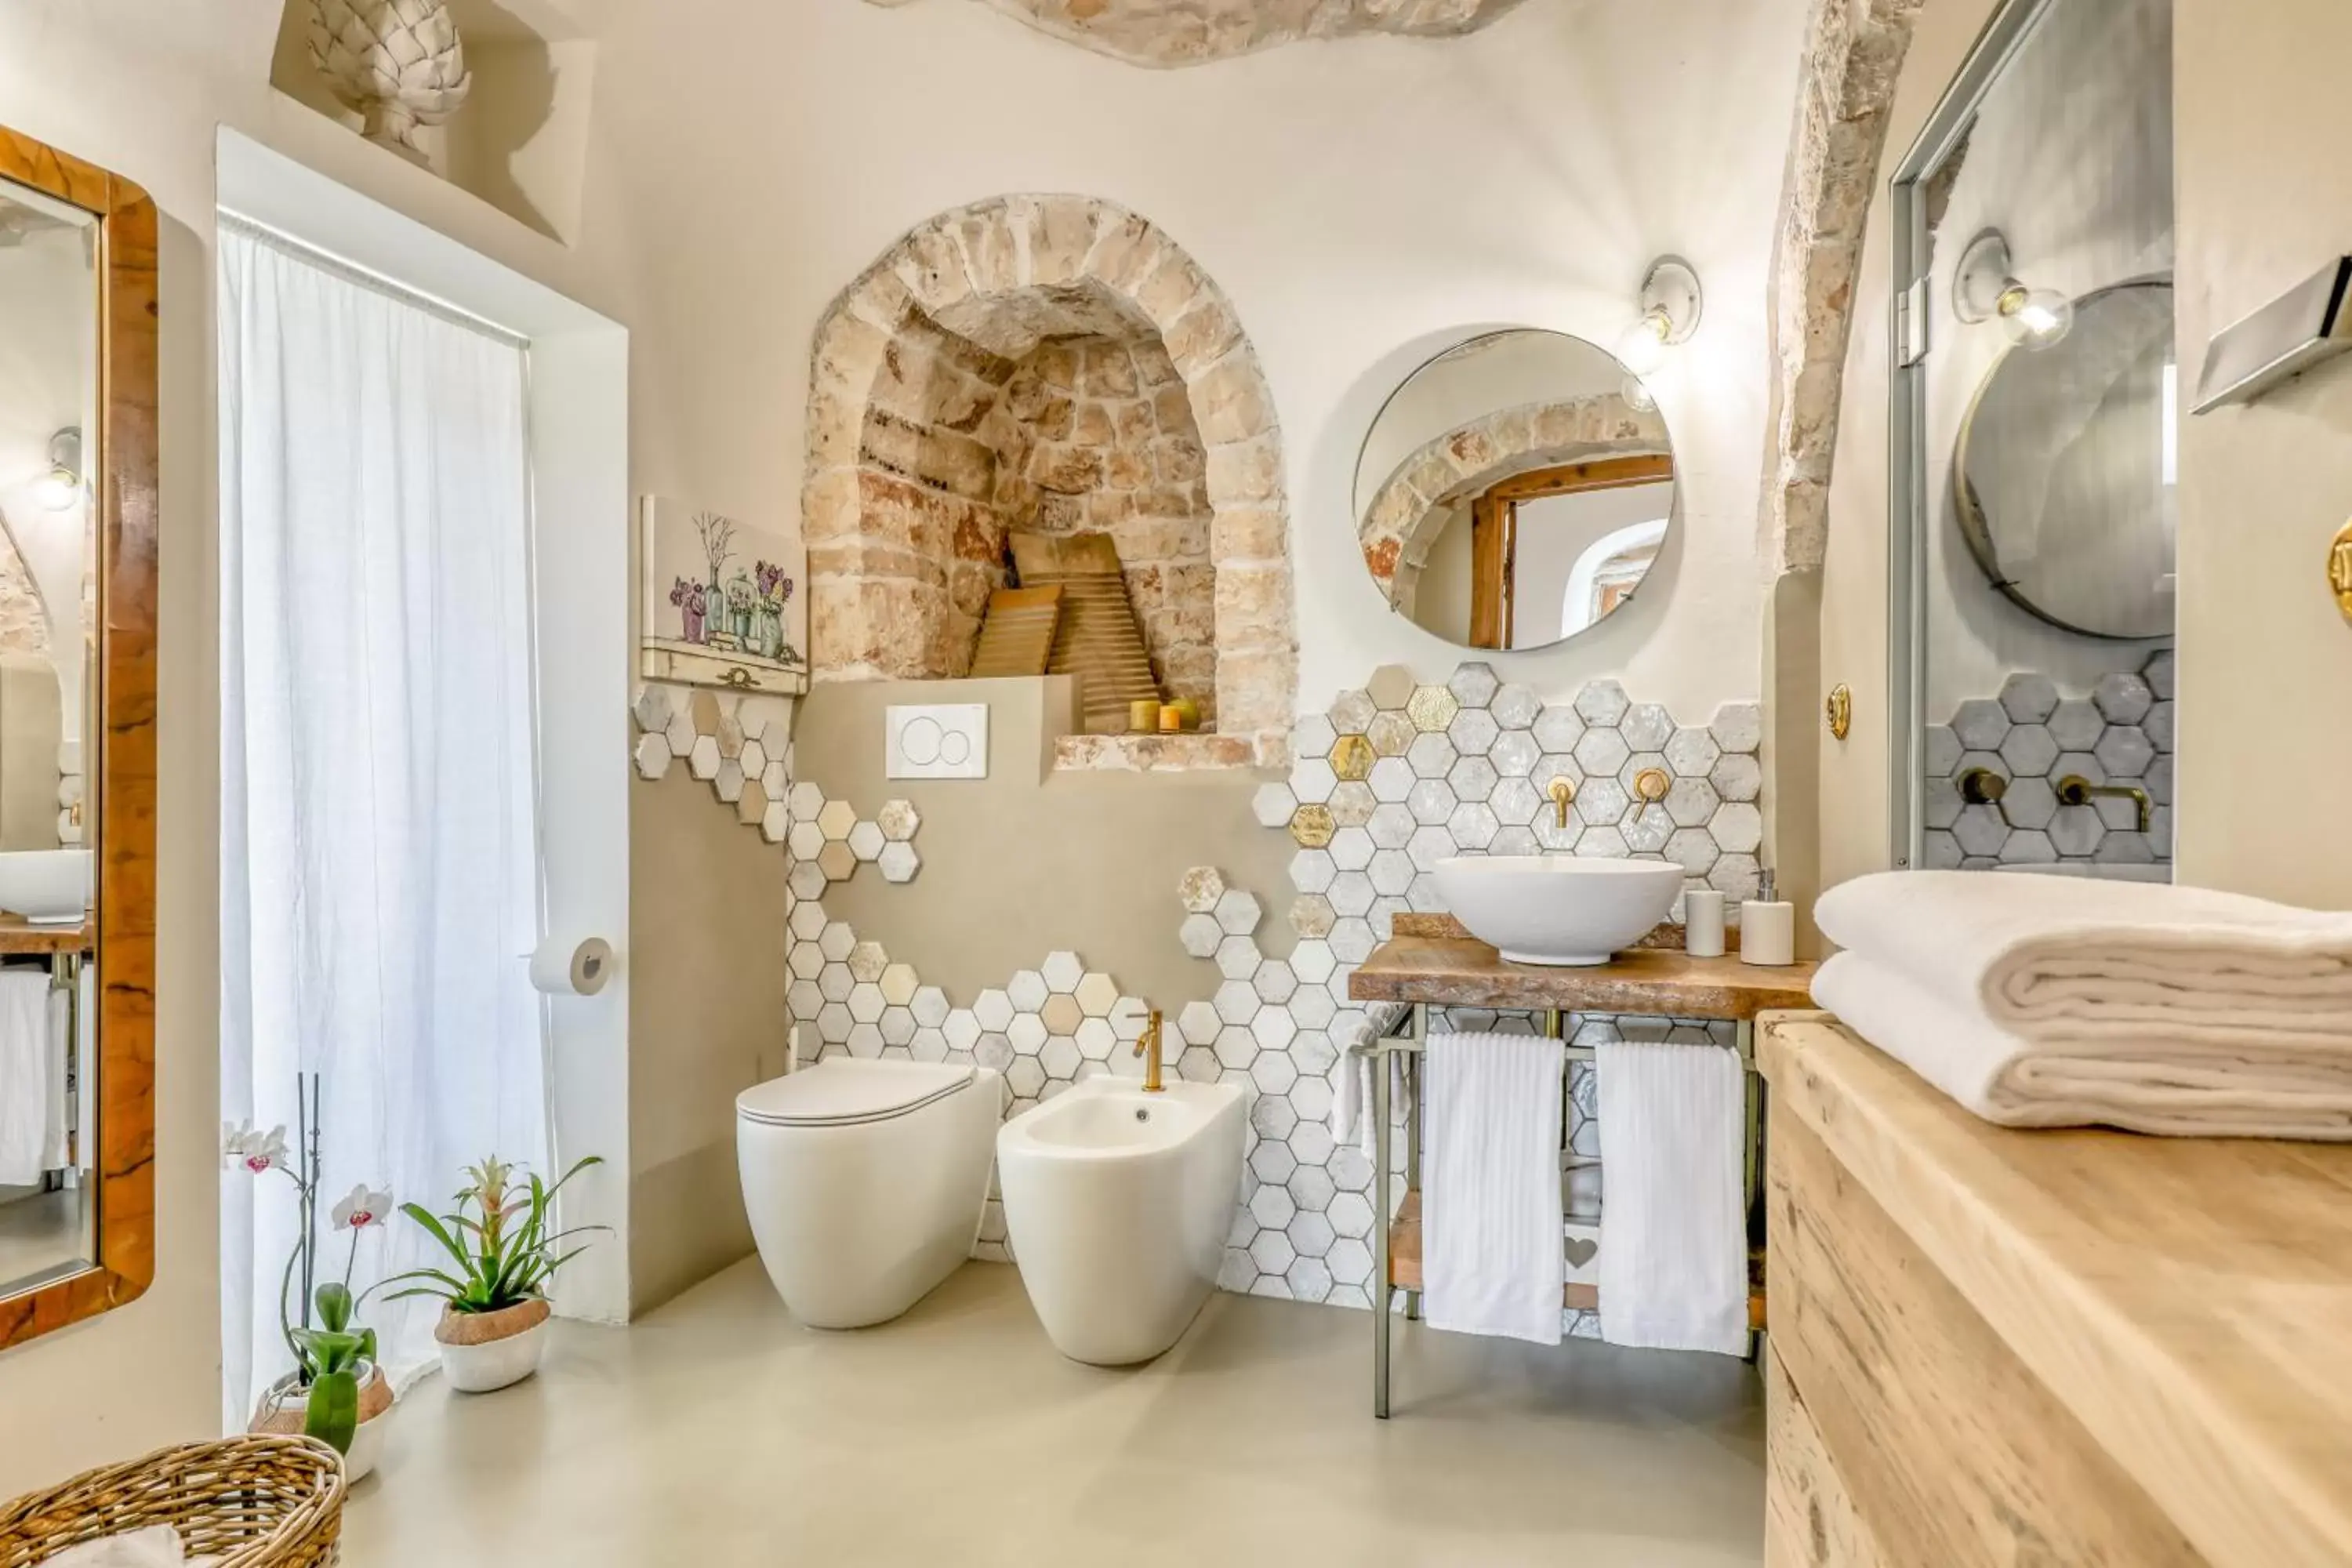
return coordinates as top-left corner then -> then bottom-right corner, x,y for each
0,1187 -> 84,1288
347,1259 -> 1765,1567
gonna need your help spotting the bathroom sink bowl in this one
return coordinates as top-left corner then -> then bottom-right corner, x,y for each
0,849 -> 90,926
1434,855 -> 1685,967
996,1076 -> 1245,1366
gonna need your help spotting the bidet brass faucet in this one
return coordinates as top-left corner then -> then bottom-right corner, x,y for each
1134,1009 -> 1167,1093
2056,774 -> 2153,833
1549,776 -> 1577,830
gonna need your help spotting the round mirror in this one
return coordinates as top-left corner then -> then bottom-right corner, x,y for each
1955,280 -> 2176,640
1354,330 -> 1675,652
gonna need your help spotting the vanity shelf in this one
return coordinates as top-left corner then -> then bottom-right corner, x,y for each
1384,1190 -> 1769,1325
1350,915 -> 1817,1418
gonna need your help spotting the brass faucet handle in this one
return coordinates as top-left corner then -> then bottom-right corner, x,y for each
1548,776 -> 1577,830
1959,766 -> 2009,805
1632,768 -> 1671,826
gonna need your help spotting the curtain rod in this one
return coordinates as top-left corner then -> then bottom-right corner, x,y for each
217,208 -> 532,350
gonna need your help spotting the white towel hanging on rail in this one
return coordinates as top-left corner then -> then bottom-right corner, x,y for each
1422,1031 -> 1566,1347
0,969 -> 57,1185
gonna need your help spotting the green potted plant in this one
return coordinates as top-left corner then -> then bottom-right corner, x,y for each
379,1152 -> 604,1393
225,1083 -> 397,1482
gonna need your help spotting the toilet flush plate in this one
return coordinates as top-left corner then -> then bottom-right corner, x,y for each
887,704 -> 989,780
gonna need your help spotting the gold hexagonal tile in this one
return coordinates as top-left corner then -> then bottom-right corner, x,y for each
1290,803 -> 1337,848
716,714 -> 746,759
1367,711 -> 1416,757
688,690 -> 724,736
1041,994 -> 1084,1036
817,841 -> 857,881
816,800 -> 858,840
1328,734 -> 1376,782
1408,685 -> 1461,733
848,942 -> 889,983
1365,664 -> 1417,711
737,780 -> 769,826
880,964 -> 919,1007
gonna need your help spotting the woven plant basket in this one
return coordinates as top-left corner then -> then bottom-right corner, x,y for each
0,1437 -> 345,1567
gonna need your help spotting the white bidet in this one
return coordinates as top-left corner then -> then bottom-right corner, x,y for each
996,1077 -> 1246,1366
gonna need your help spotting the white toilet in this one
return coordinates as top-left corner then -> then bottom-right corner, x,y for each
736,1059 -> 1002,1329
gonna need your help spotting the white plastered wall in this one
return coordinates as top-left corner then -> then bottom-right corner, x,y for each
573,0 -> 1815,724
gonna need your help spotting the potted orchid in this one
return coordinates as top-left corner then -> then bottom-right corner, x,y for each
379,1152 -> 604,1394
223,1088 -> 398,1483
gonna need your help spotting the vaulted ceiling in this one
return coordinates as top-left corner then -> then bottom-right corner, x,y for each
865,0 -> 1530,67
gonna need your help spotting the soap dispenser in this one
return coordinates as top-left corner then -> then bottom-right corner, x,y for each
1742,870 -> 1797,968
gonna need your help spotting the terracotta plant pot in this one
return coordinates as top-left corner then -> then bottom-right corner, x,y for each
434,1298 -> 553,1393
251,1367 -> 396,1483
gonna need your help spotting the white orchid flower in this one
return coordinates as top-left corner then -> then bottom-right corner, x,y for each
223,1122 -> 289,1174
331,1183 -> 394,1230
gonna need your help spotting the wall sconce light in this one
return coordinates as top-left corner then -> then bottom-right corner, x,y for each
32,427 -> 81,512
1954,230 -> 2074,350
1614,258 -> 1702,412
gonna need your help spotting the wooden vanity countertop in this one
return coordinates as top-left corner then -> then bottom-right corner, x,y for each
0,916 -> 91,956
1351,921 -> 1816,1020
1762,1011 -> 2352,1566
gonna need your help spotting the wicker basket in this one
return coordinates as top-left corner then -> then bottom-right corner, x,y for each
0,1437 -> 345,1567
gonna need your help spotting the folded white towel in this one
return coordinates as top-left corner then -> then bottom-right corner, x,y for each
1329,1029 -> 1411,1160
1596,1041 -> 1748,1356
1422,1031 -> 1565,1347
1813,951 -> 2352,1139
1817,871 -> 2352,1052
0,970 -> 53,1185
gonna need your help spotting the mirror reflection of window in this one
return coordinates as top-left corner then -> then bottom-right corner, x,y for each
1355,330 -> 1676,653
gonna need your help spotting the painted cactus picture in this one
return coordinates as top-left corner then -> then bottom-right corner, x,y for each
641,496 -> 808,688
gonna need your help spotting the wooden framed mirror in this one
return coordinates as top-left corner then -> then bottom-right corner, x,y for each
0,124 -> 158,1352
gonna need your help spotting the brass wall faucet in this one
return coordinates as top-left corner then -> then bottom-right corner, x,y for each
1134,1009 -> 1167,1093
1632,768 -> 1671,828
2057,774 -> 2153,833
1548,776 -> 1577,830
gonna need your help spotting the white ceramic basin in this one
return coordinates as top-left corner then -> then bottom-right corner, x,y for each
1434,855 -> 1685,967
996,1076 -> 1245,1367
0,849 -> 90,926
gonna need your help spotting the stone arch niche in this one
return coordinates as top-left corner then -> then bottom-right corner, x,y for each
1359,394 -> 1670,619
804,194 -> 1298,763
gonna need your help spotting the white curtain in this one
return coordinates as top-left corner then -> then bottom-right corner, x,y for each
218,221 -> 547,1422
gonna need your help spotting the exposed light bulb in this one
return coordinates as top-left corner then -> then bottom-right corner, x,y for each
1615,308 -> 1671,377
1621,374 -> 1657,413
1998,284 -> 2074,350
33,428 -> 81,511
33,466 -> 78,511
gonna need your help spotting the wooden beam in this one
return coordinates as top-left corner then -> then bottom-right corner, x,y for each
1468,490 -> 1510,649
1488,454 -> 1675,505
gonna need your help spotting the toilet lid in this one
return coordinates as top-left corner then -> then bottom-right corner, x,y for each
736,1060 -> 977,1128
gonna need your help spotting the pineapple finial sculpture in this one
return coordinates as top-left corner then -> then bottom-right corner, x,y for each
307,0 -> 474,164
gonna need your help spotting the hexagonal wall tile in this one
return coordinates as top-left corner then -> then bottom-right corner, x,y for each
1446,662 -> 1501,709
877,800 -> 920,842
1365,665 -> 1417,711
847,821 -> 886,862
633,733 -> 673,779
877,842 -> 920,884
1178,866 -> 1226,913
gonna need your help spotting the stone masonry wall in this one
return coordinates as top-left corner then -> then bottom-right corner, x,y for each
987,334 -> 1218,721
